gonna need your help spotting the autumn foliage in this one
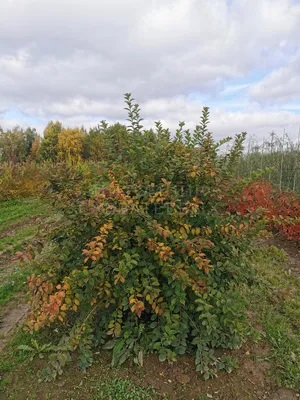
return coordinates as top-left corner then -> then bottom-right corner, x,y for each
5,94 -> 298,381
0,162 -> 48,200
227,180 -> 300,241
20,96 -> 264,380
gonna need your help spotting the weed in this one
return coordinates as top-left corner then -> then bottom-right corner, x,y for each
90,378 -> 160,400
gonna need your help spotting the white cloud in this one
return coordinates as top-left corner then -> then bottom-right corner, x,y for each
0,0 -> 300,138
221,84 -> 250,95
249,52 -> 300,104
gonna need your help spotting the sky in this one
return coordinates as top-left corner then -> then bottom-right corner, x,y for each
1,0 -> 300,140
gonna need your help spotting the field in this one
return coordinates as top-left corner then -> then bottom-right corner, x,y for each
0,100 -> 300,399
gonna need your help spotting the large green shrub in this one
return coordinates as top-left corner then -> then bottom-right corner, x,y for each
24,95 -> 260,380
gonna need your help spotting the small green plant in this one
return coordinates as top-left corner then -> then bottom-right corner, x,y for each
17,337 -> 72,381
90,378 -> 159,400
18,338 -> 57,360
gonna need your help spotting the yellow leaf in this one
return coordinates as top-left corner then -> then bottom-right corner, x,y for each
180,227 -> 185,235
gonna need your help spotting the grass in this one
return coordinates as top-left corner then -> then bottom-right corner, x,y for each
0,268 -> 30,306
0,198 -> 50,307
90,378 -> 160,400
245,244 -> 300,390
0,198 -> 51,323
0,326 -> 36,396
0,375 -> 13,392
0,224 -> 40,251
0,198 -> 49,234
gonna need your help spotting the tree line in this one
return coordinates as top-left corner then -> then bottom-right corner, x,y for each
0,121 -> 129,163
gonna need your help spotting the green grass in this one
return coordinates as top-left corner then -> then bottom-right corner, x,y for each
0,224 -> 40,251
0,198 -> 50,309
0,327 -> 37,378
0,198 -> 49,233
245,245 -> 300,391
0,375 -> 13,392
0,268 -> 30,306
90,379 -> 160,400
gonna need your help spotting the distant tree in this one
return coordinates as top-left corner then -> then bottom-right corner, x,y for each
0,126 -> 27,162
86,121 -> 107,161
57,128 -> 86,162
24,128 -> 38,158
28,136 -> 41,161
39,121 -> 62,161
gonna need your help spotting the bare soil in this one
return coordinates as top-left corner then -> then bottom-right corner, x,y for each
3,340 -> 299,400
0,303 -> 29,350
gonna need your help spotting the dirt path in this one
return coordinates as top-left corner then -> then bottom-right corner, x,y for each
0,249 -> 29,349
0,303 -> 29,350
0,240 -> 30,349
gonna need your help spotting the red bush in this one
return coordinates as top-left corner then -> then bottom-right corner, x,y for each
227,180 -> 300,241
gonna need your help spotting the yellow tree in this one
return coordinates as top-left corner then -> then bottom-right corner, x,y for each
57,128 -> 86,162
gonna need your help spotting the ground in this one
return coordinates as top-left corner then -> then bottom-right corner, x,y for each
0,199 -> 299,400
0,199 -> 51,349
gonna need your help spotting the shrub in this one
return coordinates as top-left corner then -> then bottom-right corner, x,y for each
0,162 -> 48,200
24,95 -> 260,379
227,180 -> 300,241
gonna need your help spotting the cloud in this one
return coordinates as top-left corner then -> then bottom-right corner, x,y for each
0,0 -> 300,138
249,52 -> 300,104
